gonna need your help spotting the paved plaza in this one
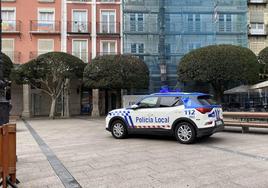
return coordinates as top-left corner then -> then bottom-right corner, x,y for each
16,118 -> 268,188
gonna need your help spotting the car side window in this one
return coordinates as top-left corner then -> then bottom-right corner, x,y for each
159,97 -> 183,107
138,97 -> 159,108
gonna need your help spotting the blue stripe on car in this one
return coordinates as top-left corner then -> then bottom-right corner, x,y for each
128,116 -> 135,128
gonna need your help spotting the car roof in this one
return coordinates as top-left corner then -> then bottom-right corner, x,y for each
151,92 -> 209,97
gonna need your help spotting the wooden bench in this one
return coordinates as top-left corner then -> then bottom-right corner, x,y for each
0,123 -> 17,188
223,112 -> 268,133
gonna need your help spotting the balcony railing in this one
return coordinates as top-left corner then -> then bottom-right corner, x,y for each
124,22 -> 158,34
2,0 -> 16,2
96,52 -> 119,56
248,24 -> 267,36
2,20 -> 21,33
67,21 -> 91,34
96,22 -> 120,35
30,20 -> 61,34
71,51 -> 91,63
67,0 -> 91,2
248,0 -> 267,4
3,51 -> 21,64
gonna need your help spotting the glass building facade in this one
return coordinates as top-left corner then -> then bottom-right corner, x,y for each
123,0 -> 248,92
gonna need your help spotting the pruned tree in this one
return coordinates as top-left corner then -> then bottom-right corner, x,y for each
12,52 -> 85,118
177,45 -> 259,102
258,47 -> 268,80
1,52 -> 13,80
83,55 -> 149,90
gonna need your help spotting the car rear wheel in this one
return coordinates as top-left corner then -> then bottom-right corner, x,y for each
175,122 -> 196,144
111,120 -> 128,139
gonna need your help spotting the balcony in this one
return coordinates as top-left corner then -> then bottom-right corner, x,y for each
96,22 -> 120,36
2,0 -> 16,2
30,20 -> 61,34
3,51 -> 21,64
71,52 -> 91,63
67,21 -> 91,34
2,20 -> 21,34
96,52 -> 119,56
38,0 -> 55,2
248,0 -> 267,4
248,23 -> 267,36
67,0 -> 91,2
124,22 -> 158,35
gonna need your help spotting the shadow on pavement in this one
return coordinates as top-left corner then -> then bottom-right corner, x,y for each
128,134 -> 176,142
126,133 -> 225,145
196,136 -> 225,145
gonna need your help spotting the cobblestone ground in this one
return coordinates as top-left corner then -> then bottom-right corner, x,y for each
16,118 -> 268,188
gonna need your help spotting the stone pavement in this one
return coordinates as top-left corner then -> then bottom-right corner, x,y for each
16,118 -> 268,188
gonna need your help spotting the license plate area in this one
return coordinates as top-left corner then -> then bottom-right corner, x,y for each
215,120 -> 223,126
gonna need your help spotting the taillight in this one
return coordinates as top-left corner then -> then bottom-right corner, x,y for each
196,107 -> 212,114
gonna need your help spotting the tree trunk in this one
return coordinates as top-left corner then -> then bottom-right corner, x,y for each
49,97 -> 57,119
211,82 -> 224,103
63,79 -> 70,118
116,89 -> 121,109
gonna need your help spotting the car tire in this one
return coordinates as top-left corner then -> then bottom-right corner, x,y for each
175,122 -> 196,144
111,120 -> 128,139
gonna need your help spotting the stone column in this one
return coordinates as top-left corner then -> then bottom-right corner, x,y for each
22,84 -> 31,118
91,89 -> 100,117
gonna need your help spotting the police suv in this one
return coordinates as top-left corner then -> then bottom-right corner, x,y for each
106,91 -> 224,144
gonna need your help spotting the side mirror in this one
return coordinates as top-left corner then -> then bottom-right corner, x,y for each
131,104 -> 139,109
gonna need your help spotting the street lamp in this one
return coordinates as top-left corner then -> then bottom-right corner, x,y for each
0,0 -> 10,125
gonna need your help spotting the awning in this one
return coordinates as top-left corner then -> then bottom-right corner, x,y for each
250,80 -> 268,90
224,85 -> 251,94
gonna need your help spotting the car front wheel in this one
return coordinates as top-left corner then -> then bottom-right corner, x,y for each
111,120 -> 127,139
175,122 -> 196,144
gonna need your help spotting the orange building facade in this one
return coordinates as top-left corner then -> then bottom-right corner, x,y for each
2,0 -> 122,117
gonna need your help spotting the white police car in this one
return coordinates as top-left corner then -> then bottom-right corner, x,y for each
106,91 -> 224,144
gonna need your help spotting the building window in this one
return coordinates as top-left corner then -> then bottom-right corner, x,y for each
38,9 -> 55,32
131,43 -> 144,60
72,40 -> 88,63
72,10 -> 88,33
2,9 -> 16,32
130,13 -> 143,32
250,23 -> 265,35
188,14 -> 200,32
2,39 -> 14,62
126,0 -> 144,5
101,41 -> 116,55
101,10 -> 116,33
219,14 -> 232,32
131,43 -> 144,54
38,39 -> 54,55
100,0 -> 115,2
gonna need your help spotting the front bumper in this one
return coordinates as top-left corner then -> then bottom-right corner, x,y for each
196,123 -> 224,137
